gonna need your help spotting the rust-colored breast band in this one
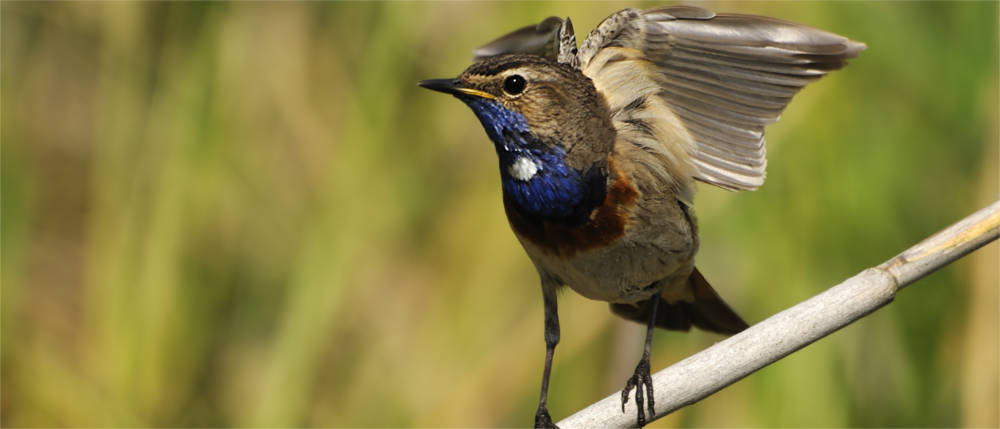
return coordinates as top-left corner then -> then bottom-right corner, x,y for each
505,159 -> 638,257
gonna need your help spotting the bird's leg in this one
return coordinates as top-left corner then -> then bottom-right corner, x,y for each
621,297 -> 659,428
535,285 -> 560,429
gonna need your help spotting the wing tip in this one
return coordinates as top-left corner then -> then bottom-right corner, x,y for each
845,39 -> 867,57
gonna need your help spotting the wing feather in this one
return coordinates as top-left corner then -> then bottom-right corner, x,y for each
579,6 -> 864,191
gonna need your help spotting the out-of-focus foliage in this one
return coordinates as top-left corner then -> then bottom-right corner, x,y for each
2,2 -> 996,427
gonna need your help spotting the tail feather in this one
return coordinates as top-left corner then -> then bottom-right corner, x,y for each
609,268 -> 749,335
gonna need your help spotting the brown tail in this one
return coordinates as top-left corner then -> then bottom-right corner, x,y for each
609,268 -> 749,335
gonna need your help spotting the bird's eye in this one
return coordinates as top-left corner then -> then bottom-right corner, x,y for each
503,75 -> 526,95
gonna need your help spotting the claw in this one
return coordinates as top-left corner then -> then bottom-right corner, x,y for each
535,405 -> 559,429
621,357 -> 654,427
621,378 -> 633,413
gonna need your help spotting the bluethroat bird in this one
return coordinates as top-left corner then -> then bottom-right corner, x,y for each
420,6 -> 863,428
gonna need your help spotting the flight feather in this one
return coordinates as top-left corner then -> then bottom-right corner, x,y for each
577,6 -> 865,191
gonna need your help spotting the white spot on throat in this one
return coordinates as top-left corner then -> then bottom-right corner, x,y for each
508,156 -> 539,181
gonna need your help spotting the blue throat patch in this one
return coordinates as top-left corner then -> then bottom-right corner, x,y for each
461,97 -> 603,221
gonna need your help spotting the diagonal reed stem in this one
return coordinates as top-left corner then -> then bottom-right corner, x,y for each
559,200 -> 1000,429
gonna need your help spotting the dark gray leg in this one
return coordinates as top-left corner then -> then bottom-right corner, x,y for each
621,297 -> 659,427
534,286 -> 560,429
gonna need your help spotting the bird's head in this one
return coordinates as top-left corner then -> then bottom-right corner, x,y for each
420,54 -> 616,223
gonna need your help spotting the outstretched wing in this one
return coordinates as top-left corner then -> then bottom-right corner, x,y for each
578,6 -> 865,191
473,16 -> 579,67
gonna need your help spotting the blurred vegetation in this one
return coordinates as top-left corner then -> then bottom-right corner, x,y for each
2,1 -> 997,427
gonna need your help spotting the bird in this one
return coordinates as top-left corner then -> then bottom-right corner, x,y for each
419,5 -> 864,428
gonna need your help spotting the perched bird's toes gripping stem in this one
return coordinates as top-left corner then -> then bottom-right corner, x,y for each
621,356 -> 654,428
534,405 -> 559,429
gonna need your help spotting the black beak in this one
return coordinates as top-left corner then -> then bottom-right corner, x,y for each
418,78 -> 463,95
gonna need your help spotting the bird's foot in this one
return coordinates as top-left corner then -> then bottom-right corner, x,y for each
621,355 -> 654,428
534,405 -> 559,429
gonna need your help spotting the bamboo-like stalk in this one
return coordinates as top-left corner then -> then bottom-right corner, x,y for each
558,200 -> 1000,429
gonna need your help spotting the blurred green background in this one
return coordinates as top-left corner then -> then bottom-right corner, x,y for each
2,1 -> 997,427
